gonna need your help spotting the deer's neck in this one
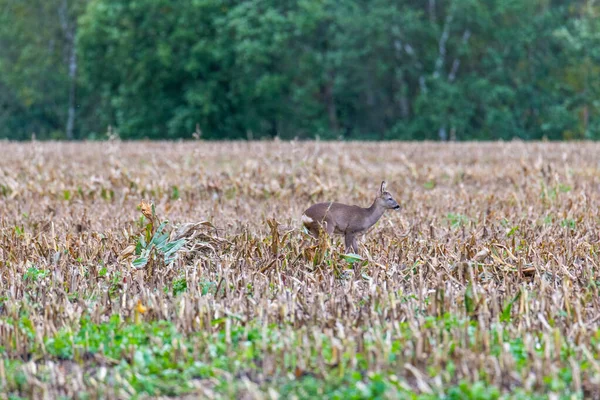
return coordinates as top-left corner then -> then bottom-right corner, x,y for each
364,200 -> 386,229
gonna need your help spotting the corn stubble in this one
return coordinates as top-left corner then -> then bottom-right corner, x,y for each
0,141 -> 599,398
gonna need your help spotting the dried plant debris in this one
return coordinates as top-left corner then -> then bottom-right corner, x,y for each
0,141 -> 600,399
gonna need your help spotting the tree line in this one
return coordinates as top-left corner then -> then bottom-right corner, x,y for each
1,0 -> 599,141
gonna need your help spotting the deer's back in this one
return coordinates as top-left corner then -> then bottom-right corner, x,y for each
303,202 -> 365,232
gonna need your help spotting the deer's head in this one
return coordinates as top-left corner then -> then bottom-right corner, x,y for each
375,181 -> 400,210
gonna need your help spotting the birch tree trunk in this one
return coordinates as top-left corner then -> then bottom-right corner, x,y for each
66,39 -> 77,140
434,4 -> 471,141
59,0 -> 77,140
324,71 -> 339,133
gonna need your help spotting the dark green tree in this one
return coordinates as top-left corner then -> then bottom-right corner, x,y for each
1,0 -> 599,140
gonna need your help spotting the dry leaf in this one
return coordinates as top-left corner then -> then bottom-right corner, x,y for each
139,200 -> 153,220
473,248 -> 490,262
135,300 -> 147,314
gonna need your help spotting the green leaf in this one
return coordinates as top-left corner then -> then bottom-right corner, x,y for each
500,290 -> 522,323
464,284 -> 475,315
342,253 -> 362,265
132,256 -> 149,269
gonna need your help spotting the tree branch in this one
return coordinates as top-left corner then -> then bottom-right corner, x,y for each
448,30 -> 471,82
433,12 -> 454,79
428,0 -> 436,22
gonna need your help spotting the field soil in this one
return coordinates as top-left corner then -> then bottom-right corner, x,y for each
1,141 -> 600,399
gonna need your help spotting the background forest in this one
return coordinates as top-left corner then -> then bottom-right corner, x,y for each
1,0 -> 599,141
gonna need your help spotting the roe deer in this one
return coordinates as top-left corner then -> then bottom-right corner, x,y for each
301,181 -> 400,253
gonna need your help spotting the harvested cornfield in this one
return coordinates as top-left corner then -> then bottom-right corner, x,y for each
1,140 -> 600,399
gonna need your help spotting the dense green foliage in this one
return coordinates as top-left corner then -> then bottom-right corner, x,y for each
3,312 -> 586,398
1,0 -> 599,140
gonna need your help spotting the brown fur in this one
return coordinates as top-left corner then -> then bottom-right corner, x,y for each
302,181 -> 400,253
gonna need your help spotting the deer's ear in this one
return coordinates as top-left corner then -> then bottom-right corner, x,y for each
379,181 -> 387,195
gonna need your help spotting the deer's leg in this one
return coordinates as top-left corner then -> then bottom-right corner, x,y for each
352,236 -> 358,253
344,233 -> 358,253
323,218 -> 335,236
305,223 -> 319,239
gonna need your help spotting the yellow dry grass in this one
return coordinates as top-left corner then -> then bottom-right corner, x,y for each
0,140 -> 600,398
